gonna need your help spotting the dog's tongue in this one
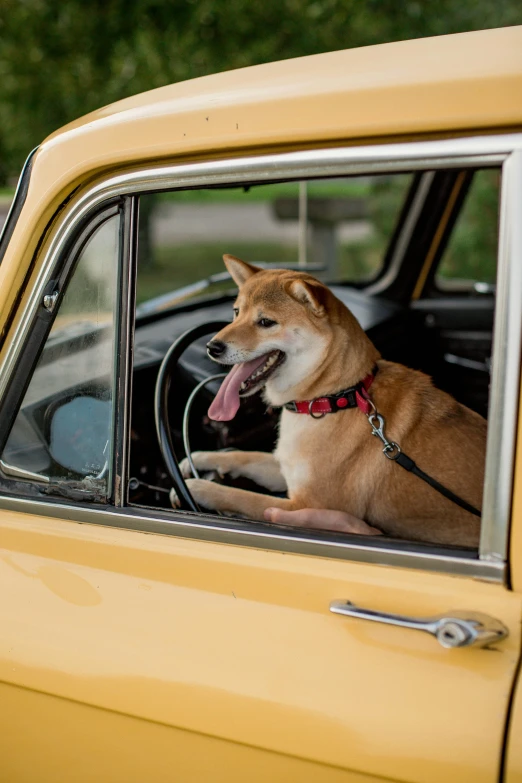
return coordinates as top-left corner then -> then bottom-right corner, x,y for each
208,355 -> 269,421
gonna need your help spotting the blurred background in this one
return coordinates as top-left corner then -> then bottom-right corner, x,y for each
0,0 -> 519,299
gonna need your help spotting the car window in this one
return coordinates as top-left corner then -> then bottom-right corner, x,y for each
435,169 -> 500,292
136,174 -> 412,315
1,213 -> 120,498
129,163 -> 498,556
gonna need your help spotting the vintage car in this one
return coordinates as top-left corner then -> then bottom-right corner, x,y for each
1,24 -> 522,783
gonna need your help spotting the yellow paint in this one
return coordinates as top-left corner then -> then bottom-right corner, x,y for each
0,510 -> 520,782
1,26 -> 522,339
0,683 -> 381,783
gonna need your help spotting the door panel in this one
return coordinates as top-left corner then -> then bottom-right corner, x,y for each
0,509 -> 520,783
408,298 -> 494,419
0,685 -> 374,783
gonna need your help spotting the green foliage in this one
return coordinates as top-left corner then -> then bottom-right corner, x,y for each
0,0 -> 521,181
135,173 -> 412,305
437,170 -> 500,285
136,241 -> 298,303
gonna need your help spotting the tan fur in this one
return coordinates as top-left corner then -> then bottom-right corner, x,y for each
180,257 -> 486,547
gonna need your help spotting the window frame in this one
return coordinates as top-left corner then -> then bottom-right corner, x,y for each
0,135 -> 521,583
0,200 -> 125,498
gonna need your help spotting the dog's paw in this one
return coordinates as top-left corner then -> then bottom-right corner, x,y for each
170,478 -> 220,511
179,451 -> 223,479
179,455 -> 195,479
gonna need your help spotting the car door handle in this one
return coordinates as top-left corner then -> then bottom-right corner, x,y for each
329,601 -> 508,649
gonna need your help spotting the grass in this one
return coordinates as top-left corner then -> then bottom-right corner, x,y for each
137,242 -> 297,303
136,176 -> 410,305
136,239 -> 383,304
436,169 -> 499,285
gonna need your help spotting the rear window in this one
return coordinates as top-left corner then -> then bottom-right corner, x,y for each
436,169 -> 500,292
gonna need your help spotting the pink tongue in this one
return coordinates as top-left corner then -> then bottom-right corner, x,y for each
208,354 -> 269,421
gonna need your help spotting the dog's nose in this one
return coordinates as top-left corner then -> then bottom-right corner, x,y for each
207,340 -> 227,358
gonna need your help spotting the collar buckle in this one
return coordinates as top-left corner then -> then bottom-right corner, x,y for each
284,365 -> 378,417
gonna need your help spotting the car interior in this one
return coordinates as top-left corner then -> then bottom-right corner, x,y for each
127,167 -> 498,529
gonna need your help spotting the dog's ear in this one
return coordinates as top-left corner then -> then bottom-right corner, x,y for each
223,255 -> 261,288
288,279 -> 326,317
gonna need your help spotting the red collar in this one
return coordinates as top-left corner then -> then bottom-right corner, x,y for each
284,369 -> 376,418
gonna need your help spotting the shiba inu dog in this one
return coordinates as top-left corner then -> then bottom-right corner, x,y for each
176,254 -> 486,546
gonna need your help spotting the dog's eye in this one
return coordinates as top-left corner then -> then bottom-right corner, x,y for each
233,308 -> 239,318
258,318 -> 277,328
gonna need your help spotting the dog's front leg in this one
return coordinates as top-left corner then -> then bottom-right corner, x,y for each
180,450 -> 287,492
172,478 -> 295,521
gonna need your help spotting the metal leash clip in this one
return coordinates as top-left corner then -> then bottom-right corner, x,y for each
367,412 -> 401,460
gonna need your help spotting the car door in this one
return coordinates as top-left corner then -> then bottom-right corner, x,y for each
1,506 -> 520,783
1,141 -> 521,783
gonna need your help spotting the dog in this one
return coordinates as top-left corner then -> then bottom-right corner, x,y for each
176,254 -> 486,547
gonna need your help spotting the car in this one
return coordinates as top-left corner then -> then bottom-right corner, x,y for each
1,24 -> 522,783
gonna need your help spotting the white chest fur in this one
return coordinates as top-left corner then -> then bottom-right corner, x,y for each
275,410 -> 316,493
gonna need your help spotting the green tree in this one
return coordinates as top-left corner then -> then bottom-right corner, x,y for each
0,0 -> 521,182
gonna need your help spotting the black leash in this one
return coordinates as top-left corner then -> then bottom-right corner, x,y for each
366,409 -> 481,518
393,450 -> 481,517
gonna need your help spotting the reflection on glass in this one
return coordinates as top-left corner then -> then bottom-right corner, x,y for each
2,214 -> 120,493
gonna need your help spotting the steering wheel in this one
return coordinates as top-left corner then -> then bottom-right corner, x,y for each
154,320 -> 230,512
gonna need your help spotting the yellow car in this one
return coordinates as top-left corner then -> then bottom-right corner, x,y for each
1,25 -> 522,783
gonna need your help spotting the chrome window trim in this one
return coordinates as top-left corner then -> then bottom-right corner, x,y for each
0,132 -> 521,581
0,493 -> 503,581
0,459 -> 49,484
480,149 -> 522,562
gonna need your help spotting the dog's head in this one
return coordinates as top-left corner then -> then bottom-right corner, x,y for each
207,255 -> 344,420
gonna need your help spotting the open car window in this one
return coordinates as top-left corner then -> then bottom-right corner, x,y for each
136,174 -> 413,316
128,165 -> 500,557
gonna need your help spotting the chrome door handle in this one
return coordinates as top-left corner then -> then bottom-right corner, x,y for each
329,601 -> 508,649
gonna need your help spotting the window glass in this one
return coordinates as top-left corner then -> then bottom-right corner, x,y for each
436,169 -> 500,290
136,174 -> 412,312
1,214 -> 120,497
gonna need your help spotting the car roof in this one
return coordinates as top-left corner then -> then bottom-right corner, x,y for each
27,27 -> 522,215
44,25 -> 522,164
